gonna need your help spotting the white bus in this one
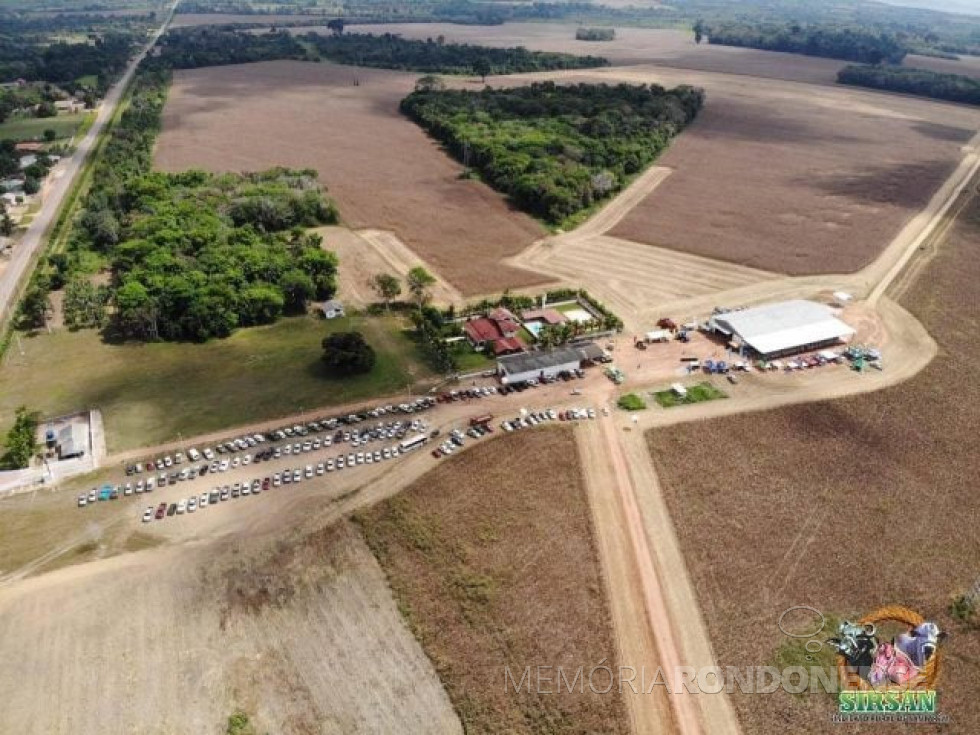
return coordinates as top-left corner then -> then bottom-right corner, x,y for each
399,433 -> 429,453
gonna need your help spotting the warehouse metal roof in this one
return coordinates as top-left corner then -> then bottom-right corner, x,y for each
711,300 -> 855,356
497,342 -> 601,376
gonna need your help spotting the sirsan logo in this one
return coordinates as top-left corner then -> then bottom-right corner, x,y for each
828,606 -> 946,721
839,689 -> 937,714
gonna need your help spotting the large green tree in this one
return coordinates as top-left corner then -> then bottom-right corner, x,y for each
1,406 -> 39,469
369,273 -> 402,310
407,266 -> 436,310
321,331 -> 376,375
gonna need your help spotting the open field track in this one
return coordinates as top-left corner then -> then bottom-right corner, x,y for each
154,60 -> 549,296
572,165 -> 674,239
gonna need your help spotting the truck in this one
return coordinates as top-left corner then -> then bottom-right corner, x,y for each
469,413 -> 493,427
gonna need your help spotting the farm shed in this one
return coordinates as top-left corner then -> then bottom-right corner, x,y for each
497,342 -> 599,384
709,300 -> 854,359
320,300 -> 345,319
56,423 -> 88,460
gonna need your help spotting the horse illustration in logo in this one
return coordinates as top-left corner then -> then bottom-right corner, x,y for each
828,607 -> 946,690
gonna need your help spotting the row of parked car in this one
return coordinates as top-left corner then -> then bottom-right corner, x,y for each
431,424 -> 493,458
500,370 -> 587,393
435,386 -> 498,402
500,406 -> 599,432
81,420 -> 432,508
124,397 -> 440,478
142,443 -> 417,521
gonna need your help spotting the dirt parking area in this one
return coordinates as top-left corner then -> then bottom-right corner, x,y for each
154,60 -> 548,296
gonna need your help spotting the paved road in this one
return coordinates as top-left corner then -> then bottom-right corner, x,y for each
0,3 -> 178,328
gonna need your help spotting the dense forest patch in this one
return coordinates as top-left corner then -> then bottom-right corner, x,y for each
707,23 -> 906,65
61,68 -> 339,342
400,81 -> 704,225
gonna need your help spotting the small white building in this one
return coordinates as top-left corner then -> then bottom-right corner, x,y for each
320,300 -> 344,319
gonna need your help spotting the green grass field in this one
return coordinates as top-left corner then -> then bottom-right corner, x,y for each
0,314 -> 433,453
617,392 -> 647,411
453,346 -> 495,373
0,112 -> 90,143
652,381 -> 727,408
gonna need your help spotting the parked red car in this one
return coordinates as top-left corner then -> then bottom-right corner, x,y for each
154,502 -> 167,520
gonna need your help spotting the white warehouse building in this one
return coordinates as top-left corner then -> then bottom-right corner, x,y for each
709,300 -> 855,359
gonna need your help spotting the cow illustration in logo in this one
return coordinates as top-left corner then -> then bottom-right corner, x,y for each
896,622 -> 946,668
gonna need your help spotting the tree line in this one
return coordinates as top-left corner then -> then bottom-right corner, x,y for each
154,27 -> 608,77
400,82 -> 704,225
705,23 -> 907,65
308,32 -> 608,75
49,66 -> 340,342
152,28 -> 309,69
838,64 -> 980,107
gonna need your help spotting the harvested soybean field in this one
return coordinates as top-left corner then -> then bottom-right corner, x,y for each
339,22 -> 846,85
645,188 -> 980,732
153,60 -> 548,296
356,426 -> 629,734
584,63 -> 980,275
0,520 -> 461,735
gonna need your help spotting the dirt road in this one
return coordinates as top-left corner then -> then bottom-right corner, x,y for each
576,421 -> 674,735
597,413 -> 704,735
0,2 -> 179,330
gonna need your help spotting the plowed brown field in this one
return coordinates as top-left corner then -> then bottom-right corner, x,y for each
646,185 -> 980,733
339,23 -> 846,85
357,426 -> 630,734
154,60 -> 548,295
579,64 -> 980,276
